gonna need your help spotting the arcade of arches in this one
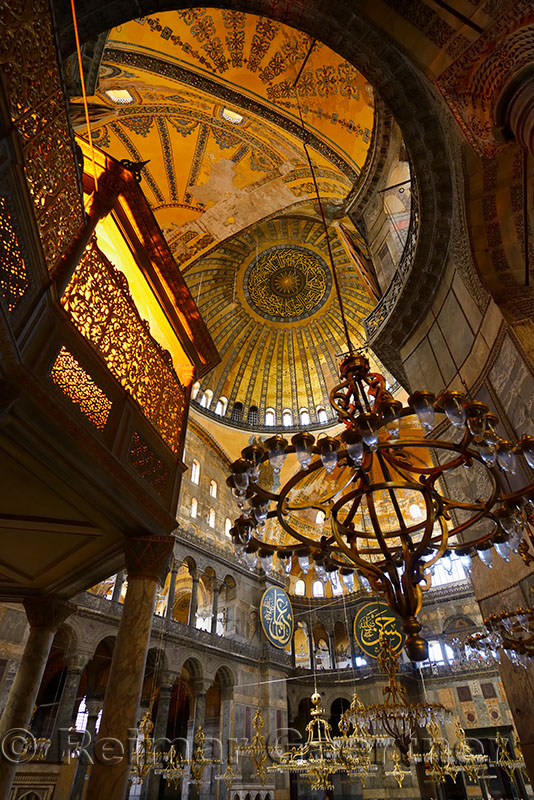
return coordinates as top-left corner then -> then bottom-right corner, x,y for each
0,2 -> 534,800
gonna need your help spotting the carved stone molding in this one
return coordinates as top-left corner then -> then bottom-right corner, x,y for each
124,534 -> 174,584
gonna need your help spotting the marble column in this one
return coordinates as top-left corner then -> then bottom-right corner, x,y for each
307,629 -> 316,671
191,683 -> 208,733
48,653 -> 88,763
188,572 -> 199,628
145,676 -> 175,800
85,534 -> 173,800
210,582 -> 219,634
111,570 -> 125,604
70,695 -> 103,800
165,562 -> 178,626
328,633 -> 336,670
219,685 -> 233,800
0,596 -> 74,798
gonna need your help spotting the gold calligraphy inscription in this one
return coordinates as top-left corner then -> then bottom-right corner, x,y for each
354,602 -> 405,659
245,246 -> 330,320
260,587 -> 294,648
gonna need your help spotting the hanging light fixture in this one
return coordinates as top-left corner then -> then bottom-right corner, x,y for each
129,712 -> 156,785
237,708 -> 268,786
491,731 -> 527,780
384,750 -> 411,787
453,722 -> 490,781
189,726 -> 219,792
423,719 -> 460,785
466,606 -> 534,668
153,744 -> 188,790
269,692 -> 352,791
344,636 -> 450,764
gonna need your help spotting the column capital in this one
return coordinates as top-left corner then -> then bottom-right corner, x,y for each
65,652 -> 89,672
23,596 -> 75,631
124,534 -> 174,584
192,679 -> 211,697
160,671 -> 178,689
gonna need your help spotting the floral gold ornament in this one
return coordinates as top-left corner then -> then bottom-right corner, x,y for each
345,635 -> 450,765
260,586 -> 294,648
384,750 -> 411,787
238,708 -> 268,786
269,692 -> 349,791
129,712 -> 156,784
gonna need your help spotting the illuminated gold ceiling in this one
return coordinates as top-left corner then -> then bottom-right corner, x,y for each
77,8 -> 374,268
186,214 -> 381,424
75,8 -> 382,426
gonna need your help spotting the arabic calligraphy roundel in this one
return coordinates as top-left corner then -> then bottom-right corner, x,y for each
353,602 -> 405,659
260,587 -> 294,649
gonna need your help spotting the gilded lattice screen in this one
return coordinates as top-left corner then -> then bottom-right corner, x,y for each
0,196 -> 30,312
61,242 -> 186,454
0,0 -> 84,267
49,347 -> 112,431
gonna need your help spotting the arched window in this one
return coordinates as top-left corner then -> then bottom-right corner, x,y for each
209,480 -> 218,498
230,402 -> 243,422
312,580 -> 324,598
299,408 -> 310,426
75,697 -> 102,733
225,518 -> 232,538
191,459 -> 200,484
265,408 -> 275,426
247,405 -> 259,425
316,510 -> 325,525
295,579 -> 306,596
316,406 -> 328,424
200,388 -> 213,409
282,408 -> 293,427
190,498 -> 198,518
208,508 -> 215,528
215,396 -> 228,416
191,381 -> 201,400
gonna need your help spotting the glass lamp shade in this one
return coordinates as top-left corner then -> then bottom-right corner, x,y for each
251,496 -> 269,524
484,413 -> 499,447
478,547 -> 493,569
317,436 -> 340,473
437,391 -> 466,428
465,401 -> 489,443
264,435 -> 288,473
292,432 -> 315,470
341,569 -> 355,592
259,550 -> 273,574
478,442 -> 497,467
242,443 -> 265,482
458,552 -> 472,573
245,550 -> 258,570
494,539 -> 511,562
356,413 -> 379,451
408,391 -> 436,433
377,398 -> 402,439
519,435 -> 534,469
341,429 -> 363,466
297,551 -> 310,574
278,552 -> 293,575
496,441 -> 518,474
231,459 -> 250,491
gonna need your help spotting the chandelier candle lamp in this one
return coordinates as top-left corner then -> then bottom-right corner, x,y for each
467,606 -> 534,667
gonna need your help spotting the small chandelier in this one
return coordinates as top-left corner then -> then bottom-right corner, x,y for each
269,692 -> 350,791
491,731 -> 527,780
190,727 -> 218,792
454,722 -> 490,781
467,606 -> 533,668
345,636 -> 450,764
129,712 -> 156,784
422,719 -> 460,785
237,708 -> 268,786
153,744 -> 188,790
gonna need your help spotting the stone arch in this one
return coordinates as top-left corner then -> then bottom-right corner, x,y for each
181,656 -> 204,682
56,0 -> 455,362
212,663 -> 236,690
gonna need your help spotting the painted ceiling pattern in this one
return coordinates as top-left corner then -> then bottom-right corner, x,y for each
78,8 -> 374,270
187,215 -> 378,424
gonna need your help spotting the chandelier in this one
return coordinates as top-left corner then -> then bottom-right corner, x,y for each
453,722 -> 490,781
129,712 -> 156,785
344,636 -> 449,764
228,350 -> 534,659
466,605 -> 534,668
269,692 -> 351,791
153,743 -> 188,790
237,708 -> 268,786
422,719 -> 460,785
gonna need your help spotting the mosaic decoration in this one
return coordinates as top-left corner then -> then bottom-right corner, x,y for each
244,245 -> 331,321
260,586 -> 294,648
353,602 -> 405,659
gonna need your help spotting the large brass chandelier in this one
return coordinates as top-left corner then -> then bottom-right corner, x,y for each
467,605 -> 534,668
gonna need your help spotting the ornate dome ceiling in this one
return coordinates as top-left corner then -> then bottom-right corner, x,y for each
75,8 -> 375,268
185,214 -> 382,426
